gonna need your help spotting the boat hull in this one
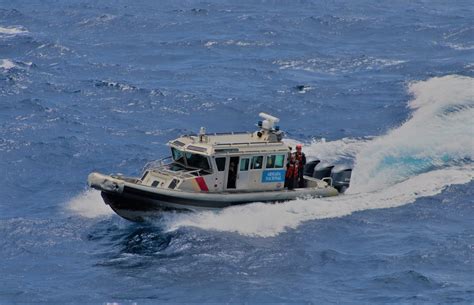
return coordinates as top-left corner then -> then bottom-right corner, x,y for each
88,172 -> 339,222
102,186 -> 338,222
101,187 -> 244,221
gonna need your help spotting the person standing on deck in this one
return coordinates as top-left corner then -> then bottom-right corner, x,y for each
285,154 -> 298,190
295,144 -> 306,188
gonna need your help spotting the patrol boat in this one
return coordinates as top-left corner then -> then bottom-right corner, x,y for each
88,113 -> 352,221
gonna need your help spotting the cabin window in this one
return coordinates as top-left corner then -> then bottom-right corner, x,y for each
171,148 -> 185,164
251,156 -> 263,170
266,155 -> 275,168
266,155 -> 285,169
275,155 -> 285,168
215,157 -> 226,171
168,179 -> 179,189
185,152 -> 210,171
240,158 -> 250,171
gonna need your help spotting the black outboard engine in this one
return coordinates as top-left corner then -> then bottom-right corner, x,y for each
303,160 -> 320,177
331,168 -> 352,193
313,165 -> 334,179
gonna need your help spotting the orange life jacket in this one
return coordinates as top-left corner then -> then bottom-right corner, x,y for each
286,162 -> 298,178
295,152 -> 304,169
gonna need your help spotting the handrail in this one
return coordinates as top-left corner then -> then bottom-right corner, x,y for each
142,157 -> 205,178
154,167 -> 201,178
182,131 -> 251,137
142,156 -> 172,172
214,141 -> 283,146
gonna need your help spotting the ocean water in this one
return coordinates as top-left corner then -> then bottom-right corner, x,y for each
1,0 -> 473,303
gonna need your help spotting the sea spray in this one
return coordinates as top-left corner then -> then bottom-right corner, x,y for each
349,75 -> 474,193
67,189 -> 113,218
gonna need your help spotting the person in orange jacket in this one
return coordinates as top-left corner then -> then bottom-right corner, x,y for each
295,144 -> 306,187
285,154 -> 298,190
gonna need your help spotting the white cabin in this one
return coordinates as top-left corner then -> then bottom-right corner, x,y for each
139,113 -> 291,193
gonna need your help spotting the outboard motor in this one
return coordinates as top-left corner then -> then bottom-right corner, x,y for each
331,168 -> 352,193
303,160 -> 320,177
313,165 -> 334,180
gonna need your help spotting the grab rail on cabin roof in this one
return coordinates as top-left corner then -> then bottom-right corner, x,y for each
214,141 -> 283,146
154,167 -> 202,178
181,131 -> 250,137
142,156 -> 172,171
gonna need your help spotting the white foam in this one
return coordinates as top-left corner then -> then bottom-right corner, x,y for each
0,59 -> 16,70
445,42 -> 474,51
0,26 -> 28,35
293,137 -> 370,164
274,56 -> 406,74
204,40 -> 273,47
67,190 -> 113,218
164,166 -> 473,237
350,75 -> 474,193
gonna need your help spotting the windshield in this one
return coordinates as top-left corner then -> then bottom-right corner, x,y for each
171,148 -> 210,171
185,152 -> 210,171
171,147 -> 185,164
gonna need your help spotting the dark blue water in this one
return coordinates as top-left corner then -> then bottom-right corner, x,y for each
1,0 -> 473,303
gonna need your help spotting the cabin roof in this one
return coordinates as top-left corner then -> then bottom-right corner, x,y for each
168,131 -> 289,156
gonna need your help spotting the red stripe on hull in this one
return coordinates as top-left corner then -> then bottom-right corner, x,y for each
195,177 -> 209,192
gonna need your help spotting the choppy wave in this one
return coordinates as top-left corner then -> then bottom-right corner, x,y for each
274,56 -> 406,74
78,14 -> 118,27
0,25 -> 28,36
0,59 -> 16,70
0,59 -> 33,71
445,42 -> 474,51
94,80 -> 163,96
204,40 -> 274,48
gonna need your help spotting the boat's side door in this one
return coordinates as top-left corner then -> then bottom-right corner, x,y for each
236,157 -> 250,190
226,156 -> 239,189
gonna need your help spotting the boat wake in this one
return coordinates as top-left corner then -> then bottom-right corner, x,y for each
67,75 -> 474,237
164,166 -> 472,237
349,74 -> 474,193
163,75 -> 474,237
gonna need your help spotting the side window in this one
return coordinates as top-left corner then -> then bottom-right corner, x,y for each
251,156 -> 263,170
275,155 -> 285,168
266,155 -> 275,168
215,157 -> 226,171
240,158 -> 249,171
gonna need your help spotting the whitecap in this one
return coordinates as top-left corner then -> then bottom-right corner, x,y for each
274,56 -> 406,74
0,59 -> 16,70
0,25 -> 28,35
445,42 -> 474,51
